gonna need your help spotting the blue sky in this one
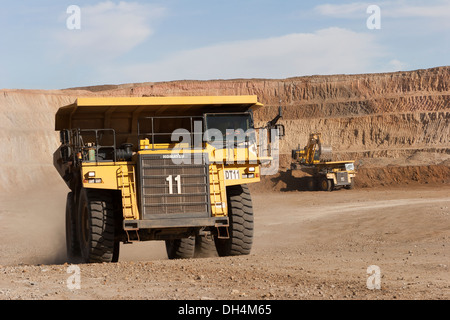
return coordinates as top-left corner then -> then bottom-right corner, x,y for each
0,0 -> 449,89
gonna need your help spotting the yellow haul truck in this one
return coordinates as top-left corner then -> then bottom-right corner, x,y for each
291,133 -> 356,191
54,96 -> 281,263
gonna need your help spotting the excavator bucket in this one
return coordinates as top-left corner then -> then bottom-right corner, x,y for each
319,145 -> 333,162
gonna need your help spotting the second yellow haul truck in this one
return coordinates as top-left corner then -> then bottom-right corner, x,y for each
54,96 -> 281,263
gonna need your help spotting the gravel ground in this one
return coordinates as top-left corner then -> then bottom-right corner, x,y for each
0,185 -> 449,301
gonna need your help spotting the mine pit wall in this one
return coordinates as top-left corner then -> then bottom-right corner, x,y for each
0,90 -> 95,193
0,66 -> 448,194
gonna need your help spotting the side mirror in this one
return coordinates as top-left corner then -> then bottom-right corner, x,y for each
274,124 -> 285,139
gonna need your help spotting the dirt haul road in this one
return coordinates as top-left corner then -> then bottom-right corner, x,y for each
0,182 -> 448,300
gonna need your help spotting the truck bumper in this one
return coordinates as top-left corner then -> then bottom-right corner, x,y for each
123,216 -> 229,230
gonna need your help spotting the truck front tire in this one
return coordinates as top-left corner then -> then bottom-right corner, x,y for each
319,176 -> 333,192
344,178 -> 355,190
215,184 -> 254,256
77,188 -> 119,263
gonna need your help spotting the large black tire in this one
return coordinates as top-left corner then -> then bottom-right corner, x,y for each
77,188 -> 119,263
166,237 -> 195,259
215,184 -> 254,256
319,176 -> 333,192
194,235 -> 218,258
344,178 -> 355,190
66,192 -> 81,263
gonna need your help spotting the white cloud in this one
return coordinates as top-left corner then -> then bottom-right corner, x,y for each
389,1 -> 450,18
387,59 -> 409,71
55,1 -> 166,62
99,27 -> 393,83
315,0 -> 450,19
314,2 -> 369,18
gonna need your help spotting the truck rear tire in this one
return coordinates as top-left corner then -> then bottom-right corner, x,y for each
215,184 -> 254,256
166,237 -> 195,259
66,192 -> 81,263
194,235 -> 218,258
306,177 -> 317,191
77,188 -> 119,263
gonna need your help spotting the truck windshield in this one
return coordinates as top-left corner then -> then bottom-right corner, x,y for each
204,113 -> 254,146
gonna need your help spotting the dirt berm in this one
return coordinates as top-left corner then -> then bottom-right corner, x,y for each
0,66 -> 448,300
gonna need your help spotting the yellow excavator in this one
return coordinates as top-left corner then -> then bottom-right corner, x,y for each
291,133 -> 356,191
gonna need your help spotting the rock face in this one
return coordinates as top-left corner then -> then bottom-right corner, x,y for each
0,66 -> 448,192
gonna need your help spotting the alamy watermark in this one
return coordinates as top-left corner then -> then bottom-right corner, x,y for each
168,124 -> 280,176
66,5 -> 81,30
367,265 -> 381,290
66,265 -> 81,290
367,5 -> 381,30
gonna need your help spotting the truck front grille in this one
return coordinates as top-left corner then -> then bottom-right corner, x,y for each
335,171 -> 349,186
139,154 -> 210,219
